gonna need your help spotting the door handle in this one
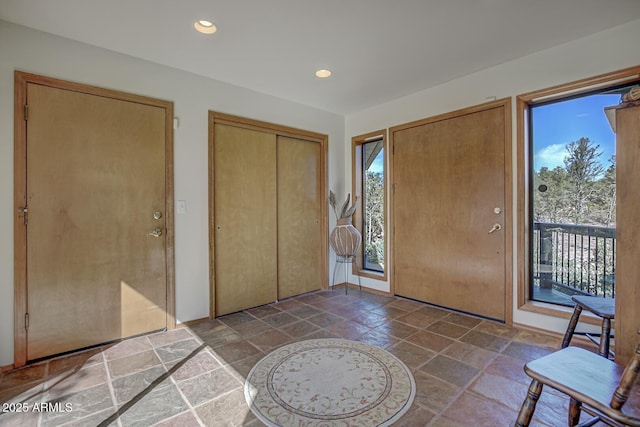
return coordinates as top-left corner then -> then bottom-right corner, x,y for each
148,228 -> 163,238
488,223 -> 502,234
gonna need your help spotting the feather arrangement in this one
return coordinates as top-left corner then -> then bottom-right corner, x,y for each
329,190 -> 359,219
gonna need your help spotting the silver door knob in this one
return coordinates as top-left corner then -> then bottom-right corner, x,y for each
148,228 -> 163,238
488,223 -> 502,234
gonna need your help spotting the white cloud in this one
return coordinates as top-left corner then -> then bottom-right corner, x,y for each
534,143 -> 567,171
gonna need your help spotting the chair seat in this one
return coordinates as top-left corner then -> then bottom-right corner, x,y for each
572,295 -> 615,319
562,296 -> 616,358
525,346 -> 640,424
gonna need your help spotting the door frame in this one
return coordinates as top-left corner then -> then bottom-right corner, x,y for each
208,111 -> 328,319
389,98 -> 513,324
13,71 -> 176,368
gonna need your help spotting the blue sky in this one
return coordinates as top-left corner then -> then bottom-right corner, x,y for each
368,150 -> 384,174
532,94 -> 619,172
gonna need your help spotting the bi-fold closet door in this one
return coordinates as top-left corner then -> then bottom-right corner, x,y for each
210,114 -> 326,316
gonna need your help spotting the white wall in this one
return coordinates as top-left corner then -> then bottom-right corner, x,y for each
345,19 -> 640,332
2,18 -> 639,367
0,20 -> 345,367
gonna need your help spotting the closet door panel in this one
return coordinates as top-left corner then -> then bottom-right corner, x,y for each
214,124 -> 277,315
277,136 -> 323,299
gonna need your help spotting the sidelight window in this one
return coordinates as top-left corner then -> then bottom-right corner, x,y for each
352,131 -> 386,279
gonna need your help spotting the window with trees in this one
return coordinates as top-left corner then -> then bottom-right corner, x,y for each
353,131 -> 386,279
525,79 -> 639,306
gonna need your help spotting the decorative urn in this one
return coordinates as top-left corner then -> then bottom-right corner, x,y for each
328,191 -> 362,258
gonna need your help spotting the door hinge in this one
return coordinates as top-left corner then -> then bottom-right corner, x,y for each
24,105 -> 29,121
25,313 -> 29,330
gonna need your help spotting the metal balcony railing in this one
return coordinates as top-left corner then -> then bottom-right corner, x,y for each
532,222 -> 616,300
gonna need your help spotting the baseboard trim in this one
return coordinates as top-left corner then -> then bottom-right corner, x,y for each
177,316 -> 211,328
0,363 -> 14,373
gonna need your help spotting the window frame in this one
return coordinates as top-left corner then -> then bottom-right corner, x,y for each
516,66 -> 640,319
352,130 -> 387,281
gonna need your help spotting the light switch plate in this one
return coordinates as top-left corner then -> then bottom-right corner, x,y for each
177,200 -> 186,214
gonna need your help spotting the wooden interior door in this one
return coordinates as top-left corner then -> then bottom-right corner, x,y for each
214,124 -> 278,315
24,82 -> 169,360
392,102 -> 509,321
277,136 -> 322,299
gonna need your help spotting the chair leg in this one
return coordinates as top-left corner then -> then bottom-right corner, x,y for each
515,379 -> 543,427
568,398 -> 582,426
599,318 -> 611,358
562,305 -> 583,348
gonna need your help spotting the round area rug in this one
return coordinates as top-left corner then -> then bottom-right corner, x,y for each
244,338 -> 416,427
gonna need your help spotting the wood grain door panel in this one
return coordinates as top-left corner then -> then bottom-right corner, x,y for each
277,136 -> 322,299
214,124 -> 278,316
26,83 -> 168,360
393,104 -> 507,321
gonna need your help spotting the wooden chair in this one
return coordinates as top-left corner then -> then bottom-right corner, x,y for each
562,295 -> 616,358
514,343 -> 640,427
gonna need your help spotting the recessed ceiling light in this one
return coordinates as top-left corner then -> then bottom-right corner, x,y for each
315,69 -> 332,78
194,20 -> 217,34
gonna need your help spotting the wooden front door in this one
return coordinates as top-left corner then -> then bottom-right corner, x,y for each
15,73 -> 174,363
391,100 -> 511,321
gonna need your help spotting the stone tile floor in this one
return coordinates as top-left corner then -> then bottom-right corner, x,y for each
0,288 -> 609,426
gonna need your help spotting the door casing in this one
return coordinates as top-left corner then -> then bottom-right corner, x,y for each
13,72 -> 176,367
208,112 -> 328,318
389,98 -> 513,323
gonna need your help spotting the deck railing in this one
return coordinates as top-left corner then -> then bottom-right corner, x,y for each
532,222 -> 616,298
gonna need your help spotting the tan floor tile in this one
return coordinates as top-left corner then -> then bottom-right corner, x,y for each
419,355 -> 479,388
469,372 -> 527,411
501,341 -> 554,362
229,319 -> 274,339
374,320 -> 420,339
388,341 -> 436,369
473,320 -> 521,339
441,341 -> 497,369
442,312 -> 483,328
0,289 -> 573,427
325,320 -> 370,340
280,320 -> 320,338
513,329 -> 563,349
247,330 -> 291,352
394,404 -> 436,426
45,362 -> 109,399
459,330 -> 511,352
412,371 -> 460,412
210,340 -> 262,364
441,391 -> 519,426
427,321 -> 470,339
407,330 -> 455,352
397,311 -> 441,329
483,354 -> 531,385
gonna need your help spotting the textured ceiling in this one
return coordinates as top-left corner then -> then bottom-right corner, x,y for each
2,0 -> 640,114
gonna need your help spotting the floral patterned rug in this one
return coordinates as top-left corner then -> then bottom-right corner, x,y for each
244,338 -> 416,426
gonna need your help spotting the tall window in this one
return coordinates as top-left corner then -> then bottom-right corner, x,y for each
526,82 -> 638,306
353,131 -> 386,279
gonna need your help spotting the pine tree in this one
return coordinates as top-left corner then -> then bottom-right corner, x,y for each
563,137 -> 604,224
